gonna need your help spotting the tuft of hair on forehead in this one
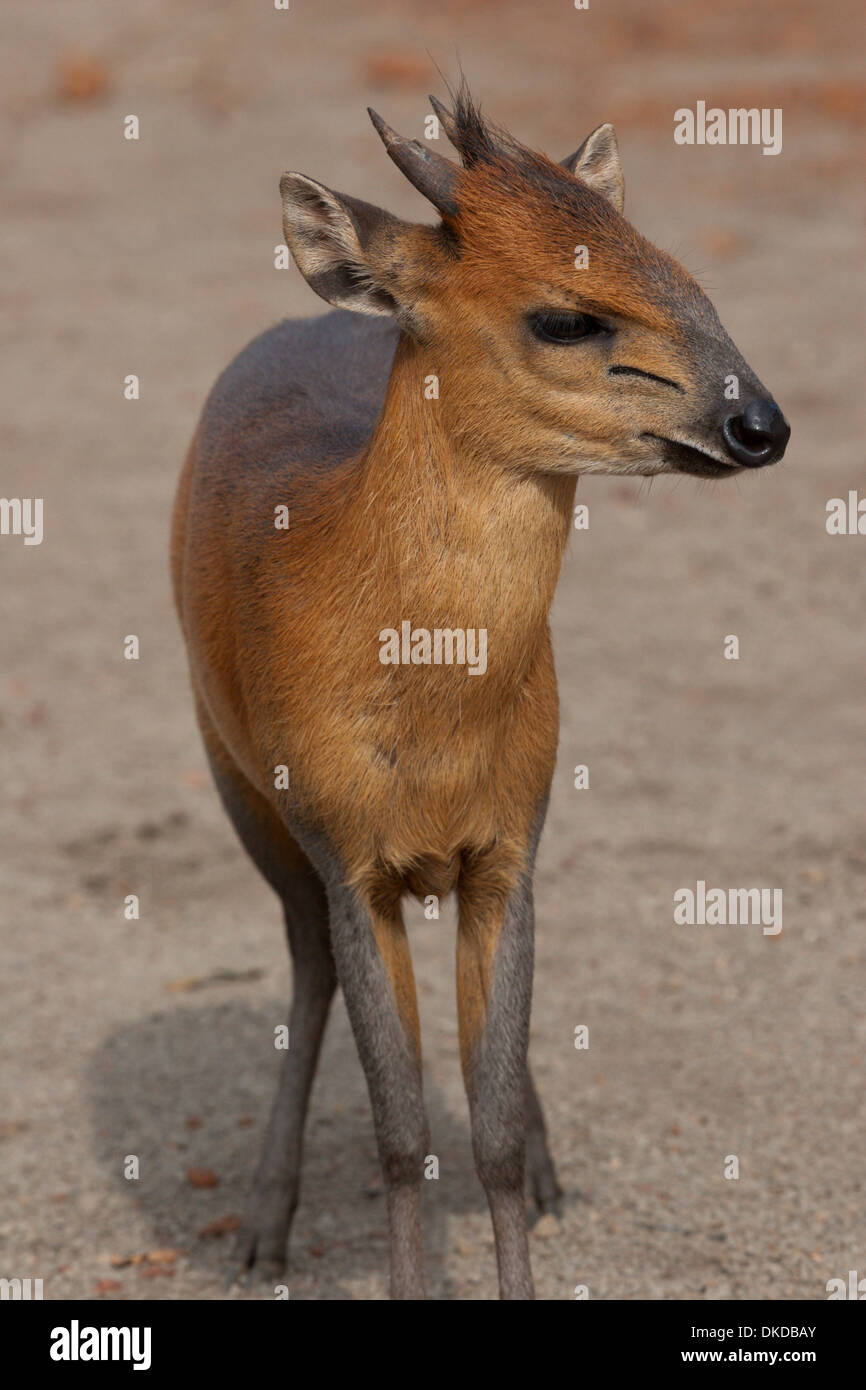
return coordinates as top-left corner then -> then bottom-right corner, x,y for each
446,83 -> 505,167
445,80 -> 545,175
442,80 -> 599,214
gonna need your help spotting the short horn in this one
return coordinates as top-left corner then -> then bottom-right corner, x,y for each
368,107 -> 459,219
428,94 -> 460,150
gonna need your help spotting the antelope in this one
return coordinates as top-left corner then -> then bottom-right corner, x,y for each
171,87 -> 790,1301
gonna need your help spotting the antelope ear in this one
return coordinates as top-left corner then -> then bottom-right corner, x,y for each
280,173 -> 407,317
561,124 -> 624,213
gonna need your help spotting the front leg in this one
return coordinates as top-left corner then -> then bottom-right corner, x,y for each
457,859 -> 537,1300
327,883 -> 429,1299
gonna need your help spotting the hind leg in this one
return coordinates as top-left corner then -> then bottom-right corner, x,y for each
195,705 -> 337,1283
229,874 -> 336,1282
526,1067 -> 563,1217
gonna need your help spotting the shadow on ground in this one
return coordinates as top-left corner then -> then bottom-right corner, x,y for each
85,994 -> 495,1297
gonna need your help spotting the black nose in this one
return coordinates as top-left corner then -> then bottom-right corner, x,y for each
722,399 -> 790,467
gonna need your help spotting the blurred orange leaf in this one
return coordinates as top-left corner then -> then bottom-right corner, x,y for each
56,53 -> 110,105
187,1166 -> 220,1188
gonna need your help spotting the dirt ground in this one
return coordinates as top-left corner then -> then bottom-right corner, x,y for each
1,0 -> 864,1301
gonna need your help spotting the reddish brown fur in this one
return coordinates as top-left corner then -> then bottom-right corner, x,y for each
173,343 -> 564,1038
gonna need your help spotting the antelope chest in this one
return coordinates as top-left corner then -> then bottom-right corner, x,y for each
294,660 -> 559,896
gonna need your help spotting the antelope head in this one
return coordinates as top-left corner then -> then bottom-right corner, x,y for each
280,86 -> 790,479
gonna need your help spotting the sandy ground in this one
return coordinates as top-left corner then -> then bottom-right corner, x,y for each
1,0 -> 864,1300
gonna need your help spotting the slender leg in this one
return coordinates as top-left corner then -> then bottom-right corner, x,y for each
526,1066 -> 562,1215
457,867 -> 536,1299
327,883 -> 429,1299
196,719 -> 339,1285
229,863 -> 337,1282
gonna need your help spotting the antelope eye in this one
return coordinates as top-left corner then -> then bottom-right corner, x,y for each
529,310 -> 607,344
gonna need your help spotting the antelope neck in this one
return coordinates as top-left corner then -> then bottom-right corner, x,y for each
353,335 -> 577,652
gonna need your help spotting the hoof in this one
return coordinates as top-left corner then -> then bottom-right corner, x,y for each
528,1184 -> 583,1227
224,1218 -> 289,1292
